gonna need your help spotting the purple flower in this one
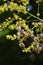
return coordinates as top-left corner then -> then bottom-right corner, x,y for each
26,4 -> 33,11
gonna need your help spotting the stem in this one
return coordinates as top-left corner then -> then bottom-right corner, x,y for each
28,12 -> 43,21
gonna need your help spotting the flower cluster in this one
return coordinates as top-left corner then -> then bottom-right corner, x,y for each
0,0 -> 43,55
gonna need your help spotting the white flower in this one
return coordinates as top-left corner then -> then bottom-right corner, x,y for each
38,22 -> 42,26
34,44 -> 42,54
17,31 -> 21,39
40,33 -> 43,38
19,43 -> 25,49
34,36 -> 39,42
38,47 -> 42,54
16,26 -> 21,32
22,29 -> 26,34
